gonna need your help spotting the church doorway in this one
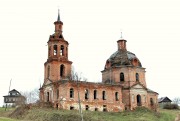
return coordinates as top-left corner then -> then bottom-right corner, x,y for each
47,92 -> 49,102
56,104 -> 58,109
137,94 -> 141,106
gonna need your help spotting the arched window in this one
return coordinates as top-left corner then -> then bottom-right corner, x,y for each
150,98 -> 154,106
70,88 -> 74,98
53,45 -> 57,55
115,92 -> 119,101
102,91 -> 106,100
136,73 -> 139,81
60,65 -> 65,77
47,66 -> 50,78
48,46 -> 51,57
85,89 -> 89,99
94,90 -> 97,99
60,45 -> 64,56
120,72 -> 124,82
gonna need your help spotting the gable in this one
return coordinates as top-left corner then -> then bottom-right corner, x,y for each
44,79 -> 53,86
131,83 -> 146,89
159,97 -> 172,103
130,84 -> 147,94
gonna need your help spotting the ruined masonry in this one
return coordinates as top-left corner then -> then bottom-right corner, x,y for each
39,11 -> 158,112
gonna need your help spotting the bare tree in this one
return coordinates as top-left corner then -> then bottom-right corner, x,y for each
73,72 -> 84,121
173,97 -> 180,105
66,66 -> 76,81
68,66 -> 88,121
21,88 -> 39,104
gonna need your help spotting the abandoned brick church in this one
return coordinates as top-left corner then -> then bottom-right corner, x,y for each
39,11 -> 158,112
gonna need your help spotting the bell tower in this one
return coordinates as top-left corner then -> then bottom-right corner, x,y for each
44,10 -> 72,82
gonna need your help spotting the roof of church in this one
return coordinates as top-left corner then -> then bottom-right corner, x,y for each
42,79 -> 122,88
107,50 -> 142,67
147,88 -> 159,94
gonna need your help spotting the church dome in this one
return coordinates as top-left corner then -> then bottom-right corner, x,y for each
104,39 -> 142,69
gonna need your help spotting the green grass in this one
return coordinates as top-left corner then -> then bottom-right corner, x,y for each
0,117 -> 18,121
0,107 -> 179,121
0,107 -> 15,118
22,107 -> 180,121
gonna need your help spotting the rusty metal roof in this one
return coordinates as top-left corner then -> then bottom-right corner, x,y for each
107,50 -> 142,67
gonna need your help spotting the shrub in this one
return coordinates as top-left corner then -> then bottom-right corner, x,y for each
9,104 -> 31,119
163,103 -> 179,109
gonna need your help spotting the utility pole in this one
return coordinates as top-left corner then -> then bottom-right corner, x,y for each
5,79 -> 12,111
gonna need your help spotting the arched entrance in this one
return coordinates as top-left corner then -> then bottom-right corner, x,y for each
137,94 -> 141,106
56,103 -> 59,109
47,92 -> 49,102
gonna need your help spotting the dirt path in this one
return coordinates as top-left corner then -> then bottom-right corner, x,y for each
175,114 -> 180,121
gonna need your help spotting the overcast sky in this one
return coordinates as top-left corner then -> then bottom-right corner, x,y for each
0,0 -> 180,106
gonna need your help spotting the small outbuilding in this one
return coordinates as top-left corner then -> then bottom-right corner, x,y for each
158,97 -> 172,108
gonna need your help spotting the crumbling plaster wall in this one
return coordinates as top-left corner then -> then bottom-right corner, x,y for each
55,81 -> 124,112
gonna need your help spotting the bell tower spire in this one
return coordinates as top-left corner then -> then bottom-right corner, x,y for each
54,9 -> 63,34
57,9 -> 60,21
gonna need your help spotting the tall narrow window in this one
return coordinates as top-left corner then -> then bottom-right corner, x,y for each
120,72 -> 124,81
57,89 -> 59,99
115,92 -> 119,101
48,46 -> 51,57
60,65 -> 65,77
70,88 -> 74,98
60,45 -> 64,56
94,90 -> 97,99
102,91 -> 106,100
53,45 -> 57,55
136,73 -> 139,81
47,66 -> 50,78
85,89 -> 89,99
